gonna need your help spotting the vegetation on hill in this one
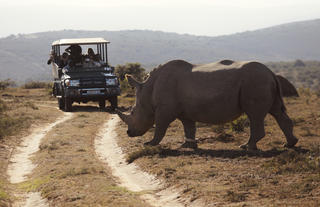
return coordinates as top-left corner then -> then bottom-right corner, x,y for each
267,60 -> 320,90
1,18 -> 320,83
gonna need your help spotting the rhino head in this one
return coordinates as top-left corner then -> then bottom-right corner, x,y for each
116,75 -> 154,137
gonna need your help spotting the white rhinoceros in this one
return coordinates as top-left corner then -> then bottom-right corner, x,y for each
116,60 -> 298,150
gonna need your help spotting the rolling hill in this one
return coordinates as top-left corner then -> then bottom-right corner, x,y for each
0,18 -> 320,83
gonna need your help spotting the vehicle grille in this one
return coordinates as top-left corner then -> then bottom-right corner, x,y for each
80,78 -> 105,88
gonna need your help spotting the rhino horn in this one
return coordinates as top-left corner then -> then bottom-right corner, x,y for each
115,109 -> 131,125
126,75 -> 142,89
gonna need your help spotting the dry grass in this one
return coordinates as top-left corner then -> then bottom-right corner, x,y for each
0,88 -> 61,207
1,87 -> 151,206
30,108 -> 150,207
1,86 -> 319,206
116,90 -> 320,206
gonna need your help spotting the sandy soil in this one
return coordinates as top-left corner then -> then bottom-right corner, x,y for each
95,115 -> 203,207
7,112 -> 74,207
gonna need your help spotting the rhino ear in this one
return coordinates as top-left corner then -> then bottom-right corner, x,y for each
126,75 -> 142,89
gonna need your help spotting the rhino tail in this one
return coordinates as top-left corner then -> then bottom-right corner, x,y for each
276,75 -> 299,97
274,74 -> 287,113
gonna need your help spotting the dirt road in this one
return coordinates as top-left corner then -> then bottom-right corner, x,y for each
95,115 -> 201,207
7,112 -> 74,206
6,109 -> 200,206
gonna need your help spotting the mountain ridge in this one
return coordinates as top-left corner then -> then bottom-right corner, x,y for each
0,18 -> 319,82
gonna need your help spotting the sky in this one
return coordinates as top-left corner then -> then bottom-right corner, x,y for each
0,0 -> 320,38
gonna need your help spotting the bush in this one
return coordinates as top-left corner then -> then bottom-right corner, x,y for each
0,99 -> 7,113
294,59 -> 306,67
0,114 -> 17,139
115,63 -> 146,81
0,79 -> 15,90
23,81 -> 52,89
230,115 -> 249,133
0,100 -> 32,139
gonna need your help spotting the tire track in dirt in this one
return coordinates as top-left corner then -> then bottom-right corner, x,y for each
95,115 -> 203,207
7,112 -> 74,207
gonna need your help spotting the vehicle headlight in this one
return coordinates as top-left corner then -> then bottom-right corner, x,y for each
104,67 -> 113,73
106,78 -> 118,86
65,79 -> 80,87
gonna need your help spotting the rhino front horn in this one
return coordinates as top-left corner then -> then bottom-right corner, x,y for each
115,109 -> 130,125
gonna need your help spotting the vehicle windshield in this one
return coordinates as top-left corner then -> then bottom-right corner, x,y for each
66,65 -> 111,73
52,43 -> 109,71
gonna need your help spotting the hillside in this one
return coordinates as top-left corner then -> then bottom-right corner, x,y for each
0,19 -> 320,83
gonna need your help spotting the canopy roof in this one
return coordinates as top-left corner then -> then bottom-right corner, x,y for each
52,38 -> 110,46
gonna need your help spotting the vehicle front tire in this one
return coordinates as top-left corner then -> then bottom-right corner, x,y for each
64,97 -> 72,112
109,96 -> 118,110
99,99 -> 106,109
58,98 -> 64,110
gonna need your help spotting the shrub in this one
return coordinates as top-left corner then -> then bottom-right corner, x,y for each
0,114 -> 18,139
115,63 -> 146,81
119,79 -> 135,95
294,59 -> 306,67
0,103 -> 31,139
230,115 -> 249,133
0,79 -> 15,90
23,81 -> 52,89
0,99 -> 7,113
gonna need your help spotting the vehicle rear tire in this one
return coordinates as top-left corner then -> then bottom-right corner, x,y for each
99,99 -> 106,109
64,97 -> 72,112
58,98 -> 64,110
109,96 -> 118,110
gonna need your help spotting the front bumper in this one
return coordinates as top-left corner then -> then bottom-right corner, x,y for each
65,87 -> 120,99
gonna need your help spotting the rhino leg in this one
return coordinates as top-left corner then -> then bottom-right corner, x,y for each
269,96 -> 298,148
179,119 -> 197,149
270,110 -> 298,148
144,109 -> 175,146
240,116 -> 266,151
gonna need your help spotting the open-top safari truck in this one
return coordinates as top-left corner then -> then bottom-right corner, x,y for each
48,38 -> 120,112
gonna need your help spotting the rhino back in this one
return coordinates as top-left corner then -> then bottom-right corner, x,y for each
149,60 -> 278,124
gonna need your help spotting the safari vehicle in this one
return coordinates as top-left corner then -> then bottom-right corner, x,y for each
49,38 -> 120,112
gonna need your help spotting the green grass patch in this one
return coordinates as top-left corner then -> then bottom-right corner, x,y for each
59,167 -> 93,178
0,181 -> 9,201
19,177 -> 50,192
104,185 -> 140,195
230,115 -> 249,133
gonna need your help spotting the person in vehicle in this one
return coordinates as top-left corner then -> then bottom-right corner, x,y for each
47,50 -> 56,65
59,52 -> 69,68
87,48 -> 101,62
65,44 -> 82,66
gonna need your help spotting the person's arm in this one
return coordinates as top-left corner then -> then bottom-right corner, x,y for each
65,46 -> 71,53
